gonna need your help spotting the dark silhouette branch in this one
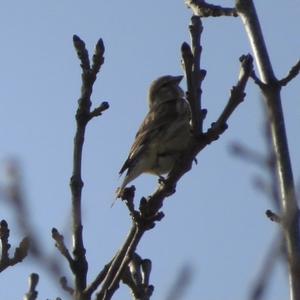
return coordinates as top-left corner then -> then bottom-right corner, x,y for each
236,1 -> 300,299
185,0 -> 238,17
96,224 -> 142,300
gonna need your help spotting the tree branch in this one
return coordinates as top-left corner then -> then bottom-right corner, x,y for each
71,34 -> 108,298
52,35 -> 108,300
0,220 -> 29,272
185,0 -> 238,17
236,1 -> 300,299
279,60 -> 300,87
24,273 -> 39,300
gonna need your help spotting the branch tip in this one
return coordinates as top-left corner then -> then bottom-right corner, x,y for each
73,34 -> 90,70
181,42 -> 193,57
95,38 -> 105,56
265,209 -> 281,223
279,59 -> 300,86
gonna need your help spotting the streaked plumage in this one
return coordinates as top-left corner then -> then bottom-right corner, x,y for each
117,75 -> 191,196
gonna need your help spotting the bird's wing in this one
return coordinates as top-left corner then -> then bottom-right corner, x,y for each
119,100 -> 183,175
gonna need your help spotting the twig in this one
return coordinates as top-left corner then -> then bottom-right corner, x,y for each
24,273 -> 39,300
181,15 -> 206,134
52,228 -> 73,268
0,220 -> 29,272
185,0 -> 238,17
279,60 -> 300,86
71,35 -> 107,296
84,261 -> 113,297
51,35 -> 108,300
265,210 -> 281,223
96,224 -> 142,300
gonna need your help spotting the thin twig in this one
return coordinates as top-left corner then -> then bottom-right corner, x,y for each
71,35 -> 107,296
96,224 -> 140,299
265,210 -> 281,223
185,0 -> 238,17
279,60 -> 300,86
51,35 -> 107,300
24,273 -> 39,300
182,16 -> 206,134
52,228 -> 73,268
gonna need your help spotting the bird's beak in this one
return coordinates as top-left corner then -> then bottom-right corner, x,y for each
172,75 -> 184,85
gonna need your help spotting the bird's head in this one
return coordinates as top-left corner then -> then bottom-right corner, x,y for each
148,75 -> 184,108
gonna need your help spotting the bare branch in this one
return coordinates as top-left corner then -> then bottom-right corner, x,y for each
73,35 -> 90,71
265,210 -> 281,223
279,60 -> 300,87
84,261 -> 113,297
96,225 -> 143,300
56,35 -> 108,299
208,54 -> 253,129
236,1 -> 300,299
0,220 -> 29,272
24,273 -> 39,300
181,15 -> 206,134
92,38 -> 105,75
52,228 -> 73,267
89,101 -> 110,120
185,0 -> 238,17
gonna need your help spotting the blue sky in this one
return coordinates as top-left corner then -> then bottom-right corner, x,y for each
0,1 -> 299,299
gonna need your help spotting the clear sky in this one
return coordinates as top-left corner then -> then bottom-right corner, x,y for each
0,1 -> 299,299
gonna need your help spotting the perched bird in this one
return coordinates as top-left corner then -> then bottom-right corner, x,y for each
117,75 -> 191,197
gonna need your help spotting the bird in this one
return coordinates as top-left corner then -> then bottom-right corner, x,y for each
116,75 -> 191,197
